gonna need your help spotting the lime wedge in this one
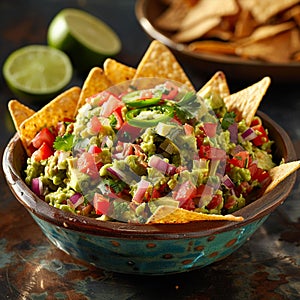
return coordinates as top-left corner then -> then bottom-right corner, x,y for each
3,45 -> 73,103
47,8 -> 122,72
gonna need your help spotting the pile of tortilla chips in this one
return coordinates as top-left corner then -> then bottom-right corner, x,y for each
155,0 -> 300,63
8,40 -> 300,224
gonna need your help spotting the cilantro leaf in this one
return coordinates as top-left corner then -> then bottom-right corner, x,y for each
221,111 -> 236,130
53,134 -> 74,151
102,178 -> 127,194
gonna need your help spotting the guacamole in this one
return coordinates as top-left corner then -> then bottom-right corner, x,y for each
24,80 -> 276,223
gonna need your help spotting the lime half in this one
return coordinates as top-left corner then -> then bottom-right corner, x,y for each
47,8 -> 122,72
3,45 -> 73,103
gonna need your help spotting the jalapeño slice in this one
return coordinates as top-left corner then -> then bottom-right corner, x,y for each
122,89 -> 163,108
126,105 -> 174,128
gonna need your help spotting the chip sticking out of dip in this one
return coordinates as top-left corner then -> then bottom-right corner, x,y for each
103,58 -> 136,85
223,76 -> 271,126
197,71 -> 230,99
146,206 -> 244,224
7,40 -> 300,224
19,86 -> 80,155
8,99 -> 35,131
133,40 -> 194,90
77,67 -> 111,112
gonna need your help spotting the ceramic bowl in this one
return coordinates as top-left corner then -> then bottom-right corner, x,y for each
135,0 -> 300,84
3,111 -> 297,275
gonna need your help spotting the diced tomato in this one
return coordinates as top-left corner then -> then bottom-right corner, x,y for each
100,95 -> 124,118
235,181 -> 252,197
250,116 -> 262,127
31,127 -> 55,149
251,124 -> 269,146
173,181 -> 197,210
184,123 -> 194,135
206,194 -> 223,210
117,122 -> 143,142
132,179 -> 150,203
248,162 -> 258,178
93,193 -> 110,215
88,145 -> 102,154
224,195 -> 236,210
203,122 -> 217,138
249,163 -> 270,182
112,106 -> 124,130
88,145 -> 103,169
31,142 -> 54,161
228,151 -> 250,168
89,116 -> 102,133
161,81 -> 179,100
199,145 -> 226,160
196,184 -> 214,197
196,134 -> 205,148
77,152 -> 99,179
86,90 -> 112,106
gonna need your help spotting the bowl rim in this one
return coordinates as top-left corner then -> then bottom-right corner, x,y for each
3,111 -> 297,240
135,0 -> 300,69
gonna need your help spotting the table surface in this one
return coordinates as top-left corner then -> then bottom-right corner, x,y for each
1,1 -> 300,299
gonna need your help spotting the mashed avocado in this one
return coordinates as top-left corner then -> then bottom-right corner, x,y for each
24,81 -> 276,223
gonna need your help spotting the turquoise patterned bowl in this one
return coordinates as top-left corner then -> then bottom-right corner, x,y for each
3,111 -> 297,275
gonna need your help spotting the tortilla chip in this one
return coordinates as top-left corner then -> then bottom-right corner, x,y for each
282,5 -> 300,25
197,71 -> 230,99
234,9 -> 257,39
236,29 -> 300,63
238,22 -> 295,46
77,67 -> 111,112
133,40 -> 194,90
238,0 -> 300,24
188,40 -> 237,55
264,161 -> 300,194
223,76 -> 271,126
173,17 -> 221,43
146,205 -> 243,224
293,51 -> 300,61
103,58 -> 136,85
19,86 -> 80,155
8,100 -> 35,131
180,0 -> 239,30
154,0 -> 191,31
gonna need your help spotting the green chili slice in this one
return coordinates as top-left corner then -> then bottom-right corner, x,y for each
122,90 -> 163,108
126,105 -> 174,128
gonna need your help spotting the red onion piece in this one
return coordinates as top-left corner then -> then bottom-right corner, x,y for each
69,193 -> 84,209
241,127 -> 257,141
31,178 -> 43,196
228,123 -> 238,143
148,155 -> 176,175
222,174 -> 235,189
106,166 -> 126,181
